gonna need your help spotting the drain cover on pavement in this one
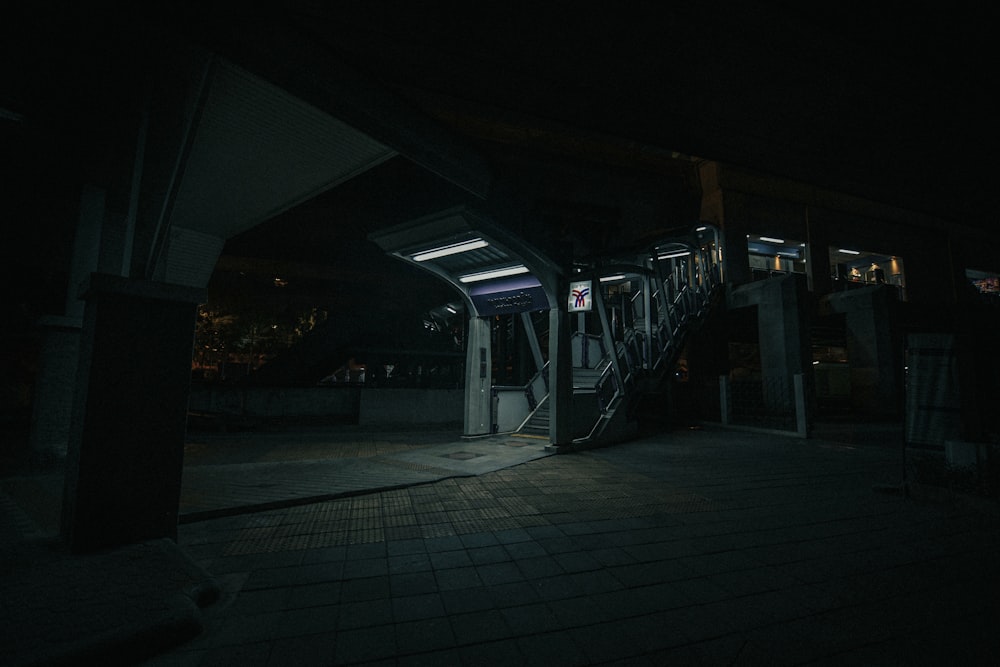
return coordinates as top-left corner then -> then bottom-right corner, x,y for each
442,451 -> 484,460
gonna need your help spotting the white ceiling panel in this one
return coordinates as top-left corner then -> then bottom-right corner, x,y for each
168,58 -> 396,240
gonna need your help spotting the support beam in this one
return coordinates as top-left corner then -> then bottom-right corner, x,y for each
520,311 -> 544,373
548,307 -> 573,446
29,186 -> 106,464
61,274 -> 203,553
463,317 -> 493,436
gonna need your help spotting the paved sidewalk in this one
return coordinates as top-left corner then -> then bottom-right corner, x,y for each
178,428 -> 552,521
160,425 -> 998,665
0,426 -> 550,666
3,423 -> 999,665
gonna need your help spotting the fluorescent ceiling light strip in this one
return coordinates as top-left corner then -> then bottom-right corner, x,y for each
696,226 -> 708,231
657,251 -> 691,260
759,236 -> 785,244
445,306 -> 457,314
777,251 -> 799,257
458,265 -> 529,283
412,238 -> 488,262
600,274 -> 627,282
838,248 -> 861,255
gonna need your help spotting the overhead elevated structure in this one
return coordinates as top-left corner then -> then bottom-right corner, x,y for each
538,224 -> 725,445
370,206 -> 570,443
373,211 -> 725,450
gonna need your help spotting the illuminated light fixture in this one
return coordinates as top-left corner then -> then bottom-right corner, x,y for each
839,248 -> 861,255
777,251 -> 799,257
445,305 -> 457,314
412,238 -> 488,262
600,274 -> 627,282
813,360 -> 820,365
458,265 -> 529,283
657,250 -> 691,260
759,236 -> 784,244
696,226 -> 707,231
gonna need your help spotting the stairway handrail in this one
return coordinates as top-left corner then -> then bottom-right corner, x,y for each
493,360 -> 550,434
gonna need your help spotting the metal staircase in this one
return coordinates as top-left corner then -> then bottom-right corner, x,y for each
494,224 -> 725,447
518,399 -> 549,437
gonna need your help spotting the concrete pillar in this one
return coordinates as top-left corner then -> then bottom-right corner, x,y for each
548,306 -> 573,446
722,228 -> 751,287
29,186 -> 106,465
756,275 -> 810,412
61,273 -> 203,553
826,286 -> 900,417
794,373 -> 808,437
463,317 -> 492,436
719,375 -> 732,425
853,289 -> 897,415
730,274 -> 810,415
804,210 -> 833,296
28,317 -> 82,465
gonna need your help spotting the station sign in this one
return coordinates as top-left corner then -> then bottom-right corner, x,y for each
568,280 -> 592,312
469,275 -> 547,316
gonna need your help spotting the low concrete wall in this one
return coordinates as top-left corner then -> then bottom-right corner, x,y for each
187,385 -> 463,426
359,388 -> 463,426
188,384 -> 361,420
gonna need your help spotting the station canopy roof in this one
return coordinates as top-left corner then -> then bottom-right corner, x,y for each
369,206 -> 564,316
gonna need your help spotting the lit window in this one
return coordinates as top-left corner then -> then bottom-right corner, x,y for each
829,247 -> 906,299
747,234 -> 807,279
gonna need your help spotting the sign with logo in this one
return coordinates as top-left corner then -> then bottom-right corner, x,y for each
568,280 -> 592,312
469,275 -> 547,316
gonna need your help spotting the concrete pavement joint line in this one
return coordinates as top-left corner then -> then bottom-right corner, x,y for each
10,426 -> 999,665
178,477 -> 475,524
179,440 -> 553,522
202,479 -> 729,557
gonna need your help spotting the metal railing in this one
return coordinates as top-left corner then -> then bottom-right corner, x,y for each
492,362 -> 549,434
720,373 -> 810,437
502,224 -> 726,444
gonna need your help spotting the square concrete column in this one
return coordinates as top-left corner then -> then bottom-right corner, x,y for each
757,275 -> 810,412
463,316 -> 493,437
721,223 -> 752,286
548,306 -> 573,446
61,274 -> 203,553
28,316 -> 83,466
824,285 -> 901,417
28,185 -> 105,467
730,274 -> 810,416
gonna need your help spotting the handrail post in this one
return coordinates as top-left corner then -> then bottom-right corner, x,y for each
794,373 -> 808,437
720,375 -> 732,426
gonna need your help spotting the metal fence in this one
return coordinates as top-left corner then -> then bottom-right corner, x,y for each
720,373 -> 809,436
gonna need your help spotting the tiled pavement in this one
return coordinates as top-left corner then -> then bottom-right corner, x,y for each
158,425 -> 998,665
3,423 -> 999,665
177,427 -> 551,520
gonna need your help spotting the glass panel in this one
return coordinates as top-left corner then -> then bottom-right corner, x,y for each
746,234 -> 807,280
828,247 -> 906,300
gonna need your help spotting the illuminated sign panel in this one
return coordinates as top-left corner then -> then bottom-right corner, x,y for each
568,280 -> 592,312
469,275 -> 547,316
